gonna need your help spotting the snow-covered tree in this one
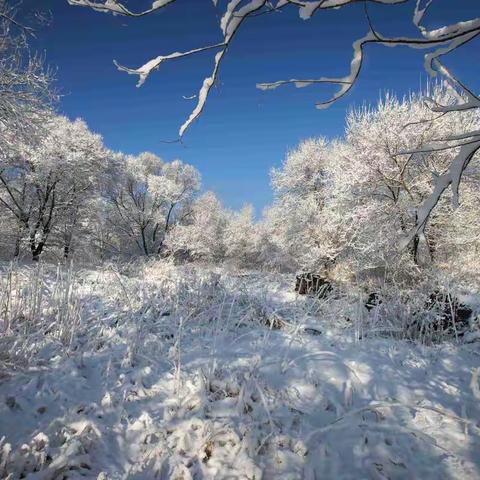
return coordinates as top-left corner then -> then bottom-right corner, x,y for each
52,118 -> 110,259
165,191 -> 228,263
0,1 -> 57,260
266,137 -> 334,272
105,153 -> 201,256
0,1 -> 54,149
328,86 -> 480,282
0,115 -> 108,260
259,86 -> 480,285
224,204 -> 259,268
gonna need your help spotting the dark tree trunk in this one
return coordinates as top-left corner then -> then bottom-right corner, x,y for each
63,230 -> 75,259
411,233 -> 420,265
30,231 -> 47,262
140,227 -> 149,256
31,242 -> 44,262
64,241 -> 70,259
13,235 -> 21,258
424,229 -> 436,262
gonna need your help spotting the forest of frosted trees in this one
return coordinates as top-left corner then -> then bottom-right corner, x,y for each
3,82 -> 479,290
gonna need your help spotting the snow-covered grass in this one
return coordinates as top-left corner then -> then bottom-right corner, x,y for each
0,260 -> 479,479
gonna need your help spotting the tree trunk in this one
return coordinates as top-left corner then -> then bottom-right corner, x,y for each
140,227 -> 149,256
30,231 -> 46,262
31,242 -> 44,262
411,233 -> 420,265
13,235 -> 21,258
64,241 -> 70,260
63,231 -> 74,259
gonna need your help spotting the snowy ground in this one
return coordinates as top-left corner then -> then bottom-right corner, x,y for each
0,261 -> 479,479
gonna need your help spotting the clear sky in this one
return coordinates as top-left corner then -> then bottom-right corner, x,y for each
19,0 -> 479,213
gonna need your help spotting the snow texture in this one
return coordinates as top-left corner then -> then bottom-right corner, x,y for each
1,261 -> 479,479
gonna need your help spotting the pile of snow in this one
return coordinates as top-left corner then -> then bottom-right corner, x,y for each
0,261 -> 479,479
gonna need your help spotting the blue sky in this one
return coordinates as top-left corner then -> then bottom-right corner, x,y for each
20,0 -> 479,213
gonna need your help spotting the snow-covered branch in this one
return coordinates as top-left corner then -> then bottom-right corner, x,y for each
67,0 -> 179,17
70,0 -> 267,138
114,43 -> 226,88
400,139 -> 480,250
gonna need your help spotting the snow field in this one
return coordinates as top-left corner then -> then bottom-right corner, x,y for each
0,261 -> 479,479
